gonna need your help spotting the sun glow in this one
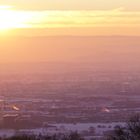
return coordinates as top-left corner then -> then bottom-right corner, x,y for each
0,5 -> 33,31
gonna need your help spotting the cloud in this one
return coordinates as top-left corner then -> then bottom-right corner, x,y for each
2,8 -> 139,29
24,9 -> 140,28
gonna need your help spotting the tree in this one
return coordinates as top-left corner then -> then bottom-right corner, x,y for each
2,132 -> 84,140
106,114 -> 140,140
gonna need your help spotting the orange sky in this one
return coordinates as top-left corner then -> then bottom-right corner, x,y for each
0,36 -> 140,63
0,1 -> 140,64
0,0 -> 140,10
0,0 -> 140,36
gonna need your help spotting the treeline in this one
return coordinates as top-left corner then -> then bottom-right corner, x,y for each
0,132 -> 84,140
1,114 -> 140,140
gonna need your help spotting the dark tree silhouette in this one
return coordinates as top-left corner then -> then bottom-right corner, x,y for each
63,132 -> 84,140
106,114 -> 140,140
1,132 -> 84,140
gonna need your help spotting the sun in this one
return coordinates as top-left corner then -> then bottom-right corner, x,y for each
0,5 -> 32,31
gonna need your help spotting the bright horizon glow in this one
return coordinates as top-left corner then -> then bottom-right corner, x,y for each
0,5 -> 140,35
0,5 -> 13,9
0,5 -> 34,31
1,5 -> 140,29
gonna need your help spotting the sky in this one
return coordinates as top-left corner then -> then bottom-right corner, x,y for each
0,1 -> 140,64
0,0 -> 140,10
0,0 -> 140,36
